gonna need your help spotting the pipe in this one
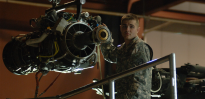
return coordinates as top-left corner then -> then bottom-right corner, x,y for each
169,53 -> 177,99
26,33 -> 48,46
109,80 -> 115,99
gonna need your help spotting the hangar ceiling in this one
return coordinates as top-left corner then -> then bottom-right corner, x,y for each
0,0 -> 205,32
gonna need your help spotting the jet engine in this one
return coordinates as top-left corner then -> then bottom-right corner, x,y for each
2,0 -> 111,75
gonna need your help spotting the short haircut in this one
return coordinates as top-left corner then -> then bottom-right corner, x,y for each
121,13 -> 139,27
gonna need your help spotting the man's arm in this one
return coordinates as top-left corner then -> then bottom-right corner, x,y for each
132,43 -> 152,98
100,41 -> 118,63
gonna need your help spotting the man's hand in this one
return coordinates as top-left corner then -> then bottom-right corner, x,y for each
93,23 -> 107,32
93,23 -> 113,43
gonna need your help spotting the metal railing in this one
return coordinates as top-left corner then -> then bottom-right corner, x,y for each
34,53 -> 177,99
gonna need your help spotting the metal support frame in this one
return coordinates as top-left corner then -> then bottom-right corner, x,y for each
169,53 -> 177,99
109,53 -> 177,99
33,53 -> 177,99
109,80 -> 115,99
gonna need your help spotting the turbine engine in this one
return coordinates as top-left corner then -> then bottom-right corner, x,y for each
2,0 -> 111,75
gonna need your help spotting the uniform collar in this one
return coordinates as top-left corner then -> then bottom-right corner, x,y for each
123,36 -> 140,49
124,36 -> 140,49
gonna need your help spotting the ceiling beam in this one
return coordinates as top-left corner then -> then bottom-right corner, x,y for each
145,0 -> 186,15
151,11 -> 205,23
128,0 -> 140,13
129,0 -> 180,15
187,0 -> 205,4
165,9 -> 205,17
0,0 -> 205,32
15,0 -> 128,13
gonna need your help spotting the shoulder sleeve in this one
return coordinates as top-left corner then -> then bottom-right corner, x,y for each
131,42 -> 150,66
144,43 -> 151,62
100,42 -> 118,63
145,43 -> 153,61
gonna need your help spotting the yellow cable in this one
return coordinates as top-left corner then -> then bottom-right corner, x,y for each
67,17 -> 72,21
67,14 -> 74,21
39,41 -> 59,58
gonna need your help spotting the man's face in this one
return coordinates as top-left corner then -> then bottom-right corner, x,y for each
120,19 -> 140,41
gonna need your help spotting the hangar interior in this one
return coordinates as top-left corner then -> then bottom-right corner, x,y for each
0,0 -> 205,99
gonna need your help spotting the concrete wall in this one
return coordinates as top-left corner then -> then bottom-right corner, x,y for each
145,22 -> 205,68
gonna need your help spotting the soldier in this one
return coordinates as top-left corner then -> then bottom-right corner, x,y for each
100,13 -> 152,99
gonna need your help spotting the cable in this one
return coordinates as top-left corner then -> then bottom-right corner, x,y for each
34,71 -> 41,98
151,72 -> 162,93
38,73 -> 61,97
39,41 -> 59,58
39,74 -> 43,82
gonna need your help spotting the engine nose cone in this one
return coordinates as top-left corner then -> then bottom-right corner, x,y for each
96,26 -> 111,43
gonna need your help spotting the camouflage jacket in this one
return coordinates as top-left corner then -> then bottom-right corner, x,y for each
101,36 -> 152,99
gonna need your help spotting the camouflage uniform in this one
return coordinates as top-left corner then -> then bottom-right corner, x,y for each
101,36 -> 152,99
